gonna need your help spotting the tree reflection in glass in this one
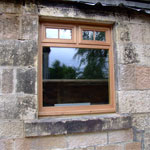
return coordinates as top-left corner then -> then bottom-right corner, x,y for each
82,31 -> 94,40
95,31 -> 105,41
43,47 -> 109,106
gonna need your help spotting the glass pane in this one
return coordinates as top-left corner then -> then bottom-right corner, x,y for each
60,29 -> 72,39
82,31 -> 94,40
95,31 -> 105,41
43,47 -> 109,107
46,28 -> 58,38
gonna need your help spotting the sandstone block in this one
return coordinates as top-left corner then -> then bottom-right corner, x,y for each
143,44 -> 150,57
0,69 -> 2,94
21,15 -> 38,40
66,132 -> 107,149
135,66 -> 150,90
15,136 -> 67,150
0,40 -> 38,66
118,90 -> 150,113
15,40 -> 38,66
118,65 -> 136,90
2,69 -> 13,93
116,43 -> 139,65
0,121 -> 24,139
0,98 -> 5,119
16,68 -> 36,94
3,14 -> 20,39
0,2 -> 4,13
96,144 -> 123,150
68,147 -> 94,150
128,23 -> 144,45
3,140 -> 14,150
115,23 -> 130,44
2,95 -> 37,120
17,95 -> 37,120
0,139 -> 14,150
0,140 -> 4,150
0,16 -> 3,39
0,40 -> 19,66
116,23 -> 148,45
143,130 -> 150,150
125,142 -> 141,150
108,129 -> 133,144
3,1 -> 22,14
142,24 -> 150,44
24,114 -> 131,137
23,1 -> 38,14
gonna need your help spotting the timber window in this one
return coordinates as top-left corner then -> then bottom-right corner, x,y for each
39,22 -> 115,116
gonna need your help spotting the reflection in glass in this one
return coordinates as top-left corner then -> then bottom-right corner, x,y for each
43,47 -> 109,107
82,31 -> 94,40
46,28 -> 58,38
95,31 -> 105,41
60,29 -> 72,39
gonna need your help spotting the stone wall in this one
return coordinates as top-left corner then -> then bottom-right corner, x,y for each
0,0 -> 150,150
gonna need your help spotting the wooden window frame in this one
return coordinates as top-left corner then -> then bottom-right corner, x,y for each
39,22 -> 115,116
79,26 -> 110,45
41,23 -> 76,44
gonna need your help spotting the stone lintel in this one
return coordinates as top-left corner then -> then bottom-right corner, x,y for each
24,113 -> 131,137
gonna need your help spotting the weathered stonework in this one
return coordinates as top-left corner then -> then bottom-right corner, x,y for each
24,114 -> 131,137
3,14 -> 20,39
0,40 -> 37,66
16,68 -> 36,94
2,69 -> 13,94
21,15 -> 38,40
0,1 -> 149,150
118,90 -> 150,113
0,95 -> 37,120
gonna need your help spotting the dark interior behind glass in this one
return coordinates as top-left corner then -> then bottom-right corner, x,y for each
43,47 -> 109,107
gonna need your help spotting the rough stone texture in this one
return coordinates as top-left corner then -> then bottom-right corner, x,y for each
96,144 -> 123,150
67,132 -> 107,149
15,136 -> 67,150
0,69 -> 2,94
135,66 -> 150,90
2,69 -> 13,94
21,15 -> 38,40
118,90 -> 150,113
0,95 -> 37,120
0,139 -> 14,150
0,15 -> 3,39
118,65 -> 136,90
17,95 -> 37,120
3,14 -> 20,39
132,113 -> 150,130
125,142 -> 141,150
0,121 -> 24,139
0,40 -> 19,66
16,40 -> 38,66
118,65 -> 150,91
0,40 -> 38,66
123,43 -> 139,64
108,129 -> 133,144
24,114 -> 131,137
16,68 -> 36,94
23,2 -> 38,15
3,1 -> 22,14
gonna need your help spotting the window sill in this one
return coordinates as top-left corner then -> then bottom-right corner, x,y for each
24,113 -> 131,137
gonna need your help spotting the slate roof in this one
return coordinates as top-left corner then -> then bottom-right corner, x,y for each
52,0 -> 150,14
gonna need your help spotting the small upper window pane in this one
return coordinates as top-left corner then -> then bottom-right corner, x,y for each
95,31 -> 105,41
46,28 -> 58,38
60,29 -> 72,39
82,30 -> 94,40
